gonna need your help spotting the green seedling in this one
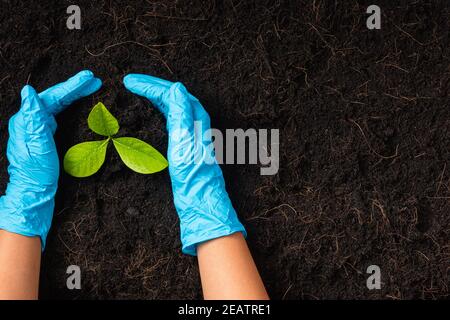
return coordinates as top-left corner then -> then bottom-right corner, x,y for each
64,102 -> 168,177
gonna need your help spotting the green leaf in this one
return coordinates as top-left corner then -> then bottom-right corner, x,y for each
112,137 -> 168,174
64,139 -> 109,177
88,102 -> 119,136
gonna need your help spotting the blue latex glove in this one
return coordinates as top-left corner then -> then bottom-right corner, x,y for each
124,74 -> 246,255
0,70 -> 102,249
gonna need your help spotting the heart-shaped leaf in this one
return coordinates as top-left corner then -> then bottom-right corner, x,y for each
112,137 -> 168,174
64,139 -> 109,177
88,102 -> 119,136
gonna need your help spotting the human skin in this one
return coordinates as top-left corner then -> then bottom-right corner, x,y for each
197,232 -> 269,300
0,230 -> 41,300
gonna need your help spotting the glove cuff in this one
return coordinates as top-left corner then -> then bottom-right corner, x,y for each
178,198 -> 247,256
0,193 -> 54,250
181,223 -> 247,256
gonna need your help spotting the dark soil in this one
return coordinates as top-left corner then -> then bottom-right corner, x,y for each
0,0 -> 449,299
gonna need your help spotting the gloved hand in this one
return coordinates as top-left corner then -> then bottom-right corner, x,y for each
0,70 -> 102,249
124,74 -> 246,255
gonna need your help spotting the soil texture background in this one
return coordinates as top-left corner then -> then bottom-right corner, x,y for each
0,0 -> 449,299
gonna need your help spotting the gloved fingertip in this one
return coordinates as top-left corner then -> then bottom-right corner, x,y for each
124,73 -> 174,89
21,85 -> 37,99
20,85 -> 41,114
77,69 -> 95,78
40,71 -> 103,115
90,77 -> 103,93
170,82 -> 190,105
171,82 -> 189,95
123,73 -> 134,82
123,75 -> 162,101
19,84 -> 50,129
123,74 -> 153,93
61,75 -> 102,107
63,70 -> 96,89
123,74 -> 136,89
72,70 -> 102,94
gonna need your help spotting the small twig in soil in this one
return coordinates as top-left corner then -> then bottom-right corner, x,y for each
85,41 -> 175,74
371,199 -> 390,226
0,75 -> 10,86
144,13 -> 208,21
143,0 -> 215,22
69,221 -> 82,241
416,251 -> 430,262
435,164 -> 447,197
57,234 -> 78,254
282,284 -> 293,300
388,232 -> 413,243
55,207 -> 70,216
247,203 -> 297,221
255,34 -> 274,79
381,63 -> 410,73
308,23 -> 335,55
394,24 -> 425,46
383,93 -> 433,102
349,119 -> 399,160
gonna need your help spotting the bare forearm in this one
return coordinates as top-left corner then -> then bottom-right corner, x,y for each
0,230 -> 41,300
197,232 -> 269,300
